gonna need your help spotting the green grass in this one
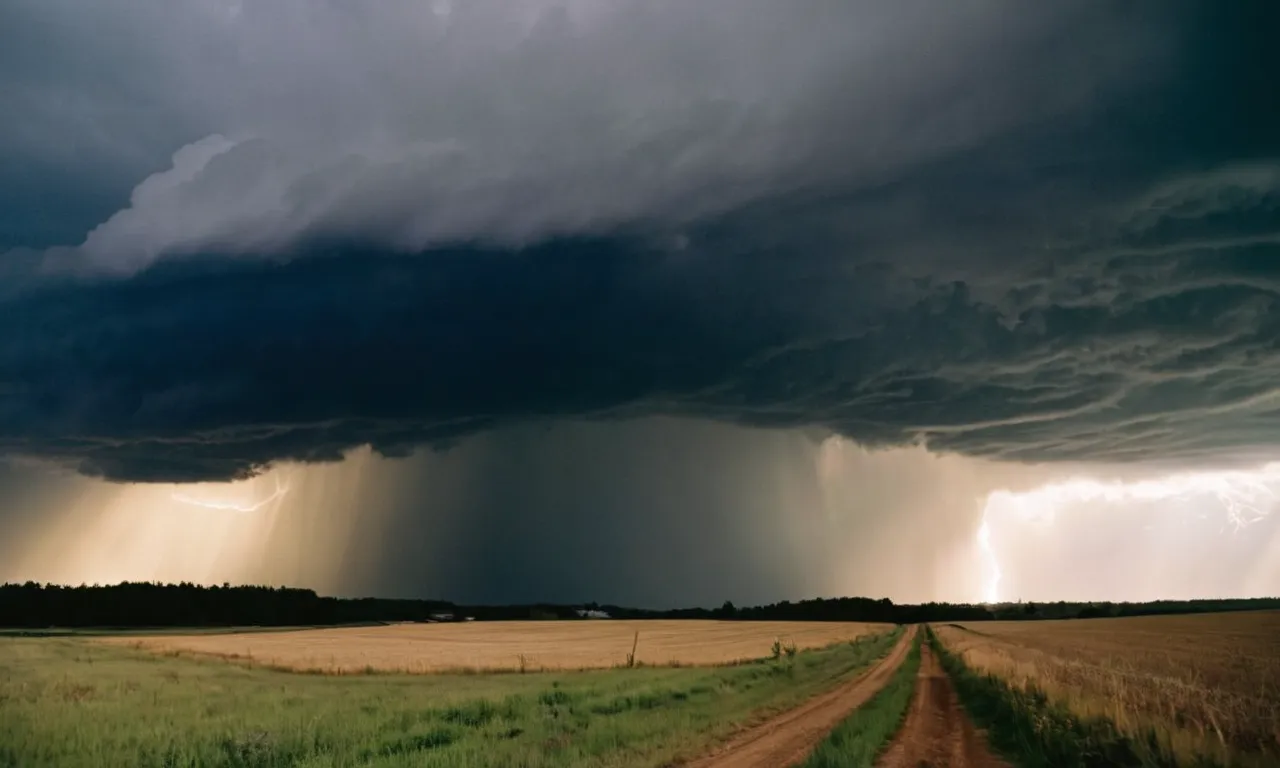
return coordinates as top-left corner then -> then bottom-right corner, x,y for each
926,628 -> 1228,768
0,627 -> 902,767
800,629 -> 921,768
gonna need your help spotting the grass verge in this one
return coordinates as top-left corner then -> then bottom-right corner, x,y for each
927,627 -> 1228,768
800,629 -> 921,768
0,627 -> 900,768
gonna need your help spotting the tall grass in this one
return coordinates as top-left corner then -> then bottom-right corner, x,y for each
0,628 -> 901,767
934,616 -> 1280,767
800,630 -> 921,768
928,627 -> 1233,768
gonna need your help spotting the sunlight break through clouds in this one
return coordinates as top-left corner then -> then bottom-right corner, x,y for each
979,463 -> 1280,603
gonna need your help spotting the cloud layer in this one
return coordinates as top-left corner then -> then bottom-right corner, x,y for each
2,1 -> 1279,481
6,1 -> 1161,261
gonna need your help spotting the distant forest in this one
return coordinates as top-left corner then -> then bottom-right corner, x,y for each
2,581 -> 1278,629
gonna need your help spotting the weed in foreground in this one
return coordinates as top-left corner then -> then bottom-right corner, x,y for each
625,631 -> 639,669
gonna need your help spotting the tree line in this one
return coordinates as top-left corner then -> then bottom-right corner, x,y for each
0,582 -> 453,628
1,581 -> 1276,629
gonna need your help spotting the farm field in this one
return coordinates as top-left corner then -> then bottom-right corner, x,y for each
0,626 -> 901,768
102,619 -> 887,673
935,610 -> 1280,766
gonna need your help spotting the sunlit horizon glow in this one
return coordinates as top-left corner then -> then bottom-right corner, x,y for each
0,451 -> 382,592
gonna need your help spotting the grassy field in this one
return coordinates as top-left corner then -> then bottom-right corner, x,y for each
103,620 -> 887,673
800,630 -> 921,768
936,611 -> 1280,766
929,626 -> 1155,767
0,626 -> 901,767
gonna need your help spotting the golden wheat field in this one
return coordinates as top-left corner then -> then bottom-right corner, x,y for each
936,611 -> 1280,764
103,619 -> 888,673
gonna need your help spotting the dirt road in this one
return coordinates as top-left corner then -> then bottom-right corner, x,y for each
876,640 -> 1008,768
685,626 -> 917,768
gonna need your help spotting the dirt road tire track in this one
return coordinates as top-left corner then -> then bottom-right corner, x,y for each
877,639 -> 1008,768
684,626 -> 917,768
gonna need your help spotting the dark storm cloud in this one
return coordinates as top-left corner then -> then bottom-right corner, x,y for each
2,1 -> 1279,481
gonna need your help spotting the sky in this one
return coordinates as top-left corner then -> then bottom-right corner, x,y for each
2,1 -> 1279,607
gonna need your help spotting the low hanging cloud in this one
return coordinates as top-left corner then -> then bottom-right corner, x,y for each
2,1 -> 1279,481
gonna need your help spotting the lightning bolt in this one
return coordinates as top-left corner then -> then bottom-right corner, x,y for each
1203,473 -> 1276,531
976,516 -> 1002,604
169,473 -> 291,513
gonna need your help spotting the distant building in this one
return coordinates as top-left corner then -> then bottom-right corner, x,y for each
575,609 -> 610,619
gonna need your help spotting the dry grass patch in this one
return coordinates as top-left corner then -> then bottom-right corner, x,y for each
103,620 -> 887,673
936,611 -> 1280,765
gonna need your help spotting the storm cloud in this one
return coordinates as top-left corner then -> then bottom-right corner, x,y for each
2,1 -> 1279,482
